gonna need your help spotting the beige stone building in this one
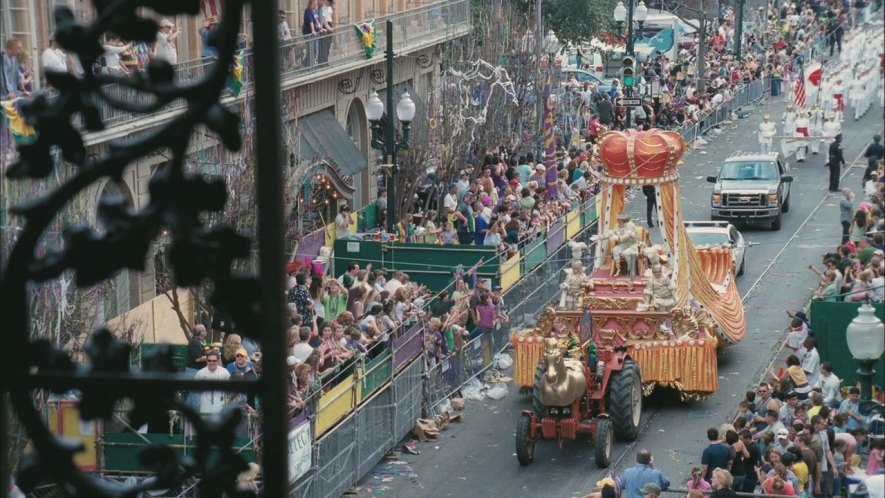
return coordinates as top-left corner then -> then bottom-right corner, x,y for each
1,0 -> 470,341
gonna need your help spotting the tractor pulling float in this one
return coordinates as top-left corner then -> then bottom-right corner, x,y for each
514,129 -> 747,467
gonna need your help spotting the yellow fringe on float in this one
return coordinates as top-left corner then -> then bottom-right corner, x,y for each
630,340 -> 718,395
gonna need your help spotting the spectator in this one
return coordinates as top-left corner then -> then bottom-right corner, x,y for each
186,324 -> 209,373
292,326 -> 314,362
839,387 -> 868,431
301,0 -> 322,67
710,468 -> 738,498
200,17 -> 219,58
702,427 -> 733,481
2,38 -> 25,98
287,272 -> 314,325
153,19 -> 180,65
317,0 -> 334,65
41,37 -> 67,78
620,450 -> 670,498
278,10 -> 292,42
195,350 -> 230,415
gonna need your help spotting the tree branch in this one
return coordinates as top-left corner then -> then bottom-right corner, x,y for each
163,288 -> 193,342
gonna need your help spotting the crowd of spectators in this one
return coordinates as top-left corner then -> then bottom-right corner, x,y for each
202,258 -> 502,419
815,164 -> 884,303
561,0 -> 846,136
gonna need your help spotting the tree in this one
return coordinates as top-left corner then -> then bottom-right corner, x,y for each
543,0 -> 620,44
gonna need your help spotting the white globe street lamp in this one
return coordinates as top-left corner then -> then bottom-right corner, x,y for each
845,302 -> 885,401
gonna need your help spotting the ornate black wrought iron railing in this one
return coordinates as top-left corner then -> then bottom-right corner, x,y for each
0,0 -> 287,496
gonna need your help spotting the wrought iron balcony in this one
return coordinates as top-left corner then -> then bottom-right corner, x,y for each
41,0 -> 470,144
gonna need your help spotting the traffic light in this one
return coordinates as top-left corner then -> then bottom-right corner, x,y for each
621,56 -> 636,88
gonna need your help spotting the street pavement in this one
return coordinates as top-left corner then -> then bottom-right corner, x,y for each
352,91 -> 884,498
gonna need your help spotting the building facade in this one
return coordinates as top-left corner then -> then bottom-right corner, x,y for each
1,0 -> 469,330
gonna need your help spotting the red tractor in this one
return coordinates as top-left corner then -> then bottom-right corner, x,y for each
515,340 -> 642,467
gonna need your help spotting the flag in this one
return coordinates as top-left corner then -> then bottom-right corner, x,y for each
806,63 -> 822,87
354,20 -> 377,59
227,52 -> 244,96
201,0 -> 223,18
793,68 -> 806,108
2,98 -> 37,145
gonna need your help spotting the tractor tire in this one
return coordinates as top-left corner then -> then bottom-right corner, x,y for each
608,359 -> 642,442
594,418 -> 613,468
531,361 -> 545,419
516,415 -> 535,466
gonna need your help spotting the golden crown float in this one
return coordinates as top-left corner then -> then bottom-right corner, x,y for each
512,129 -> 747,402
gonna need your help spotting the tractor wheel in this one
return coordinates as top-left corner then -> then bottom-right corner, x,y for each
609,359 -> 642,442
515,415 -> 535,465
594,418 -> 613,468
531,361 -> 544,419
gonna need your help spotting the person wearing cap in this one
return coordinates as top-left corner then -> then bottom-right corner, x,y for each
640,483 -> 661,498
774,427 -> 794,452
152,18 -> 180,65
529,164 -> 546,185
620,449 -> 670,498
827,133 -> 846,193
227,347 -> 255,375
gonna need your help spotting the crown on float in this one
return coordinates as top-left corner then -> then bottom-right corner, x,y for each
597,129 -> 686,185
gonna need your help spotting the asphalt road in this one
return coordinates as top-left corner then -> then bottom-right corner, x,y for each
352,90 -> 884,498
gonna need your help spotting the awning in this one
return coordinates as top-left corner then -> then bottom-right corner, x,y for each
297,110 -> 367,177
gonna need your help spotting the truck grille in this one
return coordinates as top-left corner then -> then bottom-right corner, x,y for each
723,193 -> 765,207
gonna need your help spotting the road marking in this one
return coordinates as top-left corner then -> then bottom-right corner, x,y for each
739,129 -> 883,304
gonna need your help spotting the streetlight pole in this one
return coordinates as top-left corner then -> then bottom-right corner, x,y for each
734,0 -> 746,62
385,19 -> 397,234
615,1 -> 646,130
366,20 -> 416,236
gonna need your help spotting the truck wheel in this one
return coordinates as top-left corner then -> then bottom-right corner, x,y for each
594,418 -> 613,468
516,415 -> 535,465
782,195 -> 791,213
609,359 -> 642,441
737,257 -> 745,277
531,361 -> 544,419
771,212 -> 782,231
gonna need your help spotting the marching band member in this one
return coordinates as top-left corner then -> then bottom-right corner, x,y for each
821,114 -> 842,153
832,78 -> 846,122
850,66 -> 867,120
820,76 -> 834,116
794,110 -> 811,162
758,114 -> 777,153
808,105 -> 824,155
781,105 -> 798,158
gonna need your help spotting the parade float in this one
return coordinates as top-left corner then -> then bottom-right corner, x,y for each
511,128 -> 746,401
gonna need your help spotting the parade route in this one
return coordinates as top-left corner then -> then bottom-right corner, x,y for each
354,90 -> 884,498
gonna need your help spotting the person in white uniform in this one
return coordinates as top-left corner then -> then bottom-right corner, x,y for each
821,114 -> 843,154
794,110 -> 811,162
758,114 -> 777,153
781,105 -> 798,158
831,78 -> 846,122
808,105 -> 824,155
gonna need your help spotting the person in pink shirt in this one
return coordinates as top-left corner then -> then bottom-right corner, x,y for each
867,438 -> 884,476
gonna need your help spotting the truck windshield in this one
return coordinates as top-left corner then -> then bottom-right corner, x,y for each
719,162 -> 779,181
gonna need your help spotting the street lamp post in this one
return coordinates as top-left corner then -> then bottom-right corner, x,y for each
845,302 -> 885,401
366,20 -> 416,234
614,0 -> 647,129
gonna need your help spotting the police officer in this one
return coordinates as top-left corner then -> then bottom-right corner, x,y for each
863,134 -> 884,185
828,133 -> 846,192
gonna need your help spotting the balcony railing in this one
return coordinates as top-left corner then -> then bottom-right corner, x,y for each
46,0 -> 469,135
